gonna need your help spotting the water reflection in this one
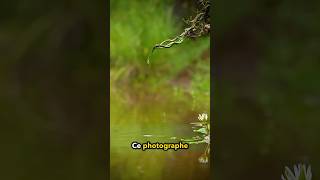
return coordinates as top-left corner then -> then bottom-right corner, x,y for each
110,70 -> 210,180
111,122 -> 210,180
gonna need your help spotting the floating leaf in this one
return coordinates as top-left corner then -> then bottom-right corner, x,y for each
193,127 -> 207,134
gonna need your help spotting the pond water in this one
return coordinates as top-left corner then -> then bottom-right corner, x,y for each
110,121 -> 210,180
110,75 -> 210,179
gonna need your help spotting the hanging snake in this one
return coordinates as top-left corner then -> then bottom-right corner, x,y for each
147,0 -> 210,64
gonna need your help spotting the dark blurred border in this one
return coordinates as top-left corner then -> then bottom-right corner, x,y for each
213,0 -> 320,179
210,0 -> 214,177
106,0 -> 110,178
0,0 -> 108,179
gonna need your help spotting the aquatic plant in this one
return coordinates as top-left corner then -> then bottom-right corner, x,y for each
181,113 -> 210,163
281,164 -> 312,180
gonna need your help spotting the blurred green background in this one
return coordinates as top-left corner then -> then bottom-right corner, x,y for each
0,0 -> 107,179
214,0 -> 320,179
110,0 -> 210,180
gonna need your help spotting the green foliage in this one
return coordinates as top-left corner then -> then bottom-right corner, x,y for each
110,0 -> 209,73
110,0 -> 178,66
110,0 -> 210,109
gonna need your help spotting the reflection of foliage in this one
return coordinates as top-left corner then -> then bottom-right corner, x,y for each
147,0 -> 210,63
281,164 -> 312,180
181,114 -> 210,163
